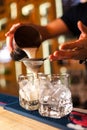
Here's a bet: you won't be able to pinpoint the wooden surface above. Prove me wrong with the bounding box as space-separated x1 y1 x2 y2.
0 107 59 130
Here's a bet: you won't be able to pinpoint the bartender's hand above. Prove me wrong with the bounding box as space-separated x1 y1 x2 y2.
5 23 45 52
49 21 87 61
5 23 22 52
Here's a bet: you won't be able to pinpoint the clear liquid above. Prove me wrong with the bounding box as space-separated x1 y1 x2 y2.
19 95 39 110
19 76 39 110
39 98 73 118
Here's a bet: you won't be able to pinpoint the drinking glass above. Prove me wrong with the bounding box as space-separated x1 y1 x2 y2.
18 73 39 110
38 73 73 118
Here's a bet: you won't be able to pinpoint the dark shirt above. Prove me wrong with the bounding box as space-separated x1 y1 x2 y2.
62 0 80 12
61 2 87 37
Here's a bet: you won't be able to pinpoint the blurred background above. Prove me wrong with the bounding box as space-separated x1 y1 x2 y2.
0 0 87 109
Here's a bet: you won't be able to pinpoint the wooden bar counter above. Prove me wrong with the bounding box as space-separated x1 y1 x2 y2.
0 107 59 130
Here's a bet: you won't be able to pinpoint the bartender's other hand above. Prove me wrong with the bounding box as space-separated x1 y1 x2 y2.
49 21 87 61
60 21 87 50
49 43 87 61
49 37 87 61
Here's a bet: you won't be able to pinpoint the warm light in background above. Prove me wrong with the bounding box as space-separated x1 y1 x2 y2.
0 43 11 63
10 2 17 19
22 4 34 16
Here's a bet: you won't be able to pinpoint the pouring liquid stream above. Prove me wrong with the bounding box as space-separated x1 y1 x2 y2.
22 47 44 77
13 24 45 77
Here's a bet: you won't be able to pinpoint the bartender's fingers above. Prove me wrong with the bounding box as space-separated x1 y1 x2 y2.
59 41 80 50
49 49 87 61
5 23 21 36
78 21 87 37
60 38 87 50
6 36 14 52
49 50 73 61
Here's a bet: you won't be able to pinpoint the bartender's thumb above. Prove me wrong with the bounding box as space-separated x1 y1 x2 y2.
77 21 87 38
6 36 14 52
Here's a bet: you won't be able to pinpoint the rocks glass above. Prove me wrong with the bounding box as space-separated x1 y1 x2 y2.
38 73 73 118
18 73 39 110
